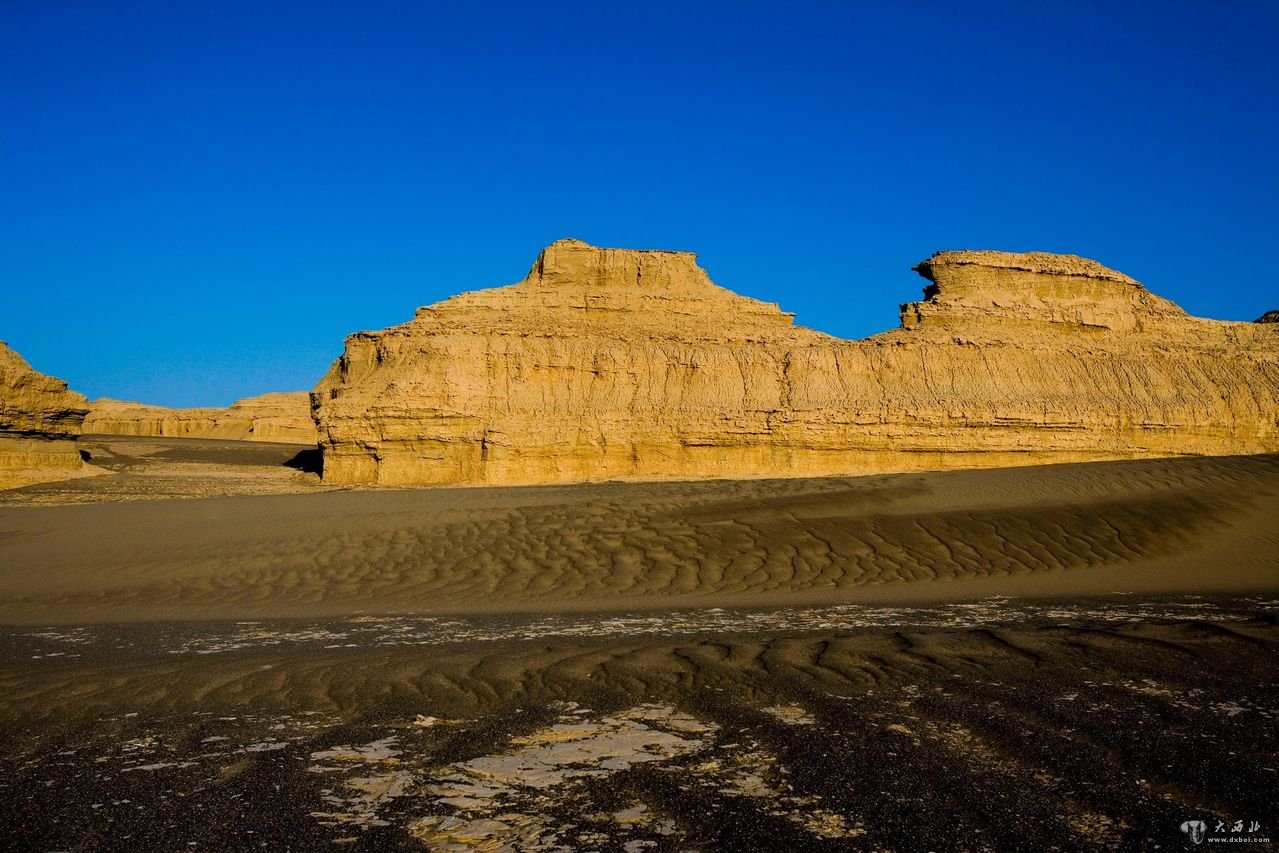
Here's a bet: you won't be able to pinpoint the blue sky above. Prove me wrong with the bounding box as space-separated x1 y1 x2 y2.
3 1 1276 406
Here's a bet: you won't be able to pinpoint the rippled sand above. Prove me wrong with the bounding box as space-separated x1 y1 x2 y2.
1 599 1275 850
1 450 1277 624
1 444 1277 849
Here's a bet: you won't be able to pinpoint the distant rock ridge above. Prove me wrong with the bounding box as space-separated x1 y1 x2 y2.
304 240 1275 486
903 250 1186 334
916 249 1141 281
85 392 315 444
1257 310 1279 324
0 342 94 487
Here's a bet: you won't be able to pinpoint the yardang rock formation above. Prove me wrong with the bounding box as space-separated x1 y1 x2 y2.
85 392 315 444
312 239 1279 486
0 342 94 487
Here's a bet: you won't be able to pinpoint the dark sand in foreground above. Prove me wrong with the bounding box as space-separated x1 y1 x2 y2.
2 601 1276 851
1 441 1276 850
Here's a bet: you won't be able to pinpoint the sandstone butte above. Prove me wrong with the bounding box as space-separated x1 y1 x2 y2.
310 239 1279 487
84 392 315 444
0 341 95 488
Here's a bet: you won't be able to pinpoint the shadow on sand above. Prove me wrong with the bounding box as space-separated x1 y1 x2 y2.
284 446 323 475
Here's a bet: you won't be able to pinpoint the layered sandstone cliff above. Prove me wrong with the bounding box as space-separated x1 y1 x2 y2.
85 392 315 444
0 342 93 487
312 239 1279 486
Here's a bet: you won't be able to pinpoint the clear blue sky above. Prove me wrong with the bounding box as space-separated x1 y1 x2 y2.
3 1 1276 407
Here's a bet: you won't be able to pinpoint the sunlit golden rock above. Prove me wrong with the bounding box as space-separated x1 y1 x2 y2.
85 392 315 444
0 341 93 487
312 240 1279 486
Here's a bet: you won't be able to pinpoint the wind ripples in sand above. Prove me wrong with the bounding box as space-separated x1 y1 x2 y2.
14 596 1275 659
3 453 1276 624
3 605 1276 851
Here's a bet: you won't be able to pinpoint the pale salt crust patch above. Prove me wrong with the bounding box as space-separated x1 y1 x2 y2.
288 701 871 847
683 731 868 841
411 703 713 850
307 736 416 828
21 596 1270 659
761 705 816 726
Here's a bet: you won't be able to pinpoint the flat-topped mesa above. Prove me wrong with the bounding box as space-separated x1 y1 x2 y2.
84 391 315 444
529 237 706 291
0 342 93 488
902 249 1186 334
406 239 804 343
313 240 1279 487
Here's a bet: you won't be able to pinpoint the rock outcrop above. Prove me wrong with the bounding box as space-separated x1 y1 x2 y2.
0 342 93 487
1257 310 1279 324
84 392 315 444
312 239 1279 486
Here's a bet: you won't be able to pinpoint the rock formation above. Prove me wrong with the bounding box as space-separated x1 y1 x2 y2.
84 392 315 444
0 342 93 487
312 239 1279 486
1257 310 1279 324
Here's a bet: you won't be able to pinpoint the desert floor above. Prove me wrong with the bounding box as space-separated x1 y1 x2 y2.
0 438 1276 850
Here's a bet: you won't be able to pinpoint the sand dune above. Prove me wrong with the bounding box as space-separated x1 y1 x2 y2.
0 449 1276 625
1 443 1276 849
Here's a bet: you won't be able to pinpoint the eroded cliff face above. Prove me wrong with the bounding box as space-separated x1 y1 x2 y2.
0 342 92 487
85 392 315 444
903 250 1188 333
312 239 1279 486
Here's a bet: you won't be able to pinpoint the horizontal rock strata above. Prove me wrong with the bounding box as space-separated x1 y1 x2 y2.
85 392 315 444
0 342 93 488
312 239 1279 486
